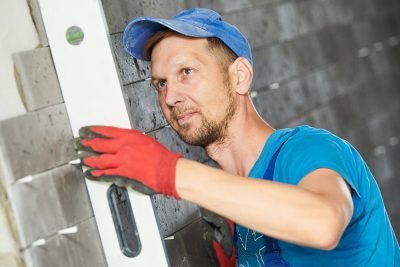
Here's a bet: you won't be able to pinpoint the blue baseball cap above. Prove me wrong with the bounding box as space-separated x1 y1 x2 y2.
123 8 253 64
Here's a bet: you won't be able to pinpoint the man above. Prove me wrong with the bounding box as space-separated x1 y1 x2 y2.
76 8 400 266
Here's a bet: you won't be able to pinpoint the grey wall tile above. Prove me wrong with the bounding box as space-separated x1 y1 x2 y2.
301 0 330 32
345 88 375 126
368 126 398 184
364 103 400 150
252 88 287 126
303 66 337 104
275 2 303 41
123 80 167 132
321 93 358 136
110 33 150 85
23 218 106 267
276 1 326 41
385 14 400 37
380 175 400 234
253 43 296 90
284 78 313 119
352 14 399 49
343 125 372 158
151 195 201 237
0 104 76 185
164 218 218 267
305 105 341 135
7 164 93 247
332 58 372 96
289 34 325 73
53 166 93 228
322 0 354 25
315 24 357 65
253 32 330 91
13 48 63 111
371 15 396 43
252 66 337 127
102 0 186 34
352 0 379 19
378 0 400 17
368 48 399 78
352 19 379 49
223 7 281 49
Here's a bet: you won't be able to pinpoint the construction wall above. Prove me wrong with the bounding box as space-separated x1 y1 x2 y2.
0 0 399 266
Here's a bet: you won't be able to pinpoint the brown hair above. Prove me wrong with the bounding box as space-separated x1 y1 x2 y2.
142 29 237 73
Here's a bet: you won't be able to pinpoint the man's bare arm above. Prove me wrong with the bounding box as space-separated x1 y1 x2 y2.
175 159 353 250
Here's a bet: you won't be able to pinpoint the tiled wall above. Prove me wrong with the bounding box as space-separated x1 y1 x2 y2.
0 0 399 266
0 46 107 266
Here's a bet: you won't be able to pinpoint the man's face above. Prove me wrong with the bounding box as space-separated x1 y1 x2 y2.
150 35 237 147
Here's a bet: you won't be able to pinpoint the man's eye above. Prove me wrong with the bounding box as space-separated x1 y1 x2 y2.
183 68 193 75
157 80 167 89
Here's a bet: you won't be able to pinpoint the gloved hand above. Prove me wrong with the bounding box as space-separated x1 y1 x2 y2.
201 208 236 267
73 126 182 199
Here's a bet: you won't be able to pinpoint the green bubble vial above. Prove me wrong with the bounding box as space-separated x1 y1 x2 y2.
66 26 84 45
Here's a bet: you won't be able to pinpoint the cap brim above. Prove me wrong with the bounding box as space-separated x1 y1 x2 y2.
123 17 215 60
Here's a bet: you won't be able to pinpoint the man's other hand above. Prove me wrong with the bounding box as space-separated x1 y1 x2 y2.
201 208 236 267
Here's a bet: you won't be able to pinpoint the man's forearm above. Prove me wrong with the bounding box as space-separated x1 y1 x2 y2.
175 158 348 250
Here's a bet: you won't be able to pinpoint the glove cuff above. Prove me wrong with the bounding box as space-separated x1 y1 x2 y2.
161 152 182 200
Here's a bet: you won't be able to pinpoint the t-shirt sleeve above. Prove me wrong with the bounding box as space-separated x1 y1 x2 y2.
276 131 361 198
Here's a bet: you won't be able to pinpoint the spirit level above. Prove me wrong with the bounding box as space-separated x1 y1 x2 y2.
37 0 168 265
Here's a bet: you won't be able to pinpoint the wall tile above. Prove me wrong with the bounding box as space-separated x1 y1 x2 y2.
13 48 63 111
7 164 93 247
0 104 76 185
23 218 106 267
110 33 150 85
123 80 167 132
102 0 186 34
151 195 201 237
164 218 218 267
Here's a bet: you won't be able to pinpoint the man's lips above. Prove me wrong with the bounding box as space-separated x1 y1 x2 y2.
176 112 197 126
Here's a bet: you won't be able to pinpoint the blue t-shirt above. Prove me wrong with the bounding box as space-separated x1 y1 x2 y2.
235 125 400 266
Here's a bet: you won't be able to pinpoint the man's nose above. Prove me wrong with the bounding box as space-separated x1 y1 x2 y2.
165 80 185 107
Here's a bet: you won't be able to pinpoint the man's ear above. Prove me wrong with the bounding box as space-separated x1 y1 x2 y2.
229 57 253 95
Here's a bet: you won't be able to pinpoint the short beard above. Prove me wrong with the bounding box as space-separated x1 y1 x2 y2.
177 80 237 147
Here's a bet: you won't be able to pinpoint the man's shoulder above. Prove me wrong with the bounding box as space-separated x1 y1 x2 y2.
275 125 362 187
282 125 350 150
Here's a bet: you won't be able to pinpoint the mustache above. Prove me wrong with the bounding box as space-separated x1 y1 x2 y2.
171 107 200 120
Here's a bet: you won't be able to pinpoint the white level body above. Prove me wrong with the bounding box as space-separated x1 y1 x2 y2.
37 0 168 265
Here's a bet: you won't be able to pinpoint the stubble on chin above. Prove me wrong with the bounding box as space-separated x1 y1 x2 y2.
175 97 237 147
178 116 220 146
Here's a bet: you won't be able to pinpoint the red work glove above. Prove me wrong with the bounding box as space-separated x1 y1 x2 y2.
201 208 236 267
213 219 236 267
213 239 236 267
74 126 182 199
